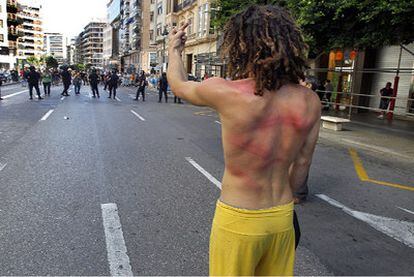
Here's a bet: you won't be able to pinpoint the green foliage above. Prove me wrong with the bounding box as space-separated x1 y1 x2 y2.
45 55 59 69
26 56 41 66
212 0 414 56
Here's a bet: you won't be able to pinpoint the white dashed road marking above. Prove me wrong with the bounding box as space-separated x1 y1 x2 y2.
115 96 121 102
316 194 414 248
60 96 65 101
215 121 221 125
0 162 7 172
2 90 28 99
185 157 222 189
40 109 54 121
101 203 133 276
397 206 414 216
130 110 145 121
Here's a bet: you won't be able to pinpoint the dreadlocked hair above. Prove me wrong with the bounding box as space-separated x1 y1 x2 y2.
221 5 308 96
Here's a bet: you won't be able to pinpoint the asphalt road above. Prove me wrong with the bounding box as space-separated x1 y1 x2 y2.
0 83 413 275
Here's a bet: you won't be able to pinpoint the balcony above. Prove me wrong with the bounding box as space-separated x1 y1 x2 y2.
7 15 23 26
174 0 196 12
7 1 19 13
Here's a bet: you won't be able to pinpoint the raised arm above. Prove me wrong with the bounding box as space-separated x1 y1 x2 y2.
167 23 226 108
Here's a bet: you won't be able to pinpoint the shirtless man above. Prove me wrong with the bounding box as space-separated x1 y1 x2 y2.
168 5 320 276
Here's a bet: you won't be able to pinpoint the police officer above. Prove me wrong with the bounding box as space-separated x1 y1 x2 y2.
89 69 100 98
60 67 72 96
108 70 119 99
27 66 42 100
158 72 168 103
134 70 147 101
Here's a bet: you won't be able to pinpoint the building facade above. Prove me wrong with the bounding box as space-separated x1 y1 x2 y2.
119 0 142 73
66 38 75 65
1 0 18 68
147 0 166 71
17 2 44 59
75 21 106 68
104 0 121 70
155 0 220 78
139 0 156 72
43 32 66 64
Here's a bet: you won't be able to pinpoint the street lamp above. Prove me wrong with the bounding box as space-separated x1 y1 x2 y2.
162 27 169 73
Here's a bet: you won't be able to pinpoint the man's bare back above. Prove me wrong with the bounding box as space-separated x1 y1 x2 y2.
210 78 321 209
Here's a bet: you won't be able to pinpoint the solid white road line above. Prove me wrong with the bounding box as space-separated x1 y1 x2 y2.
115 96 121 102
60 96 65 101
101 203 133 276
316 194 414 248
0 162 7 172
397 206 414 216
2 90 28 99
185 157 222 189
214 121 222 125
40 109 54 121
130 110 145 121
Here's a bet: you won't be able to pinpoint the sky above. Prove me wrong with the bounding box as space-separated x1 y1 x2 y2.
26 0 107 39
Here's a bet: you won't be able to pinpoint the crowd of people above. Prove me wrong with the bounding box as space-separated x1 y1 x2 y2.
0 65 186 104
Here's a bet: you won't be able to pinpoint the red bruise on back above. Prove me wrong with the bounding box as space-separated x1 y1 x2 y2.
228 112 307 161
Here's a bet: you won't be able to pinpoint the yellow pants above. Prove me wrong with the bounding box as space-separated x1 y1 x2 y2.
209 200 295 276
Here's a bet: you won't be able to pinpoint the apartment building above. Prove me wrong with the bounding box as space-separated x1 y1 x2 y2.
119 0 142 73
148 0 166 71
17 2 44 59
139 0 156 72
1 0 18 68
66 38 75 65
76 21 106 68
103 0 121 70
44 32 66 64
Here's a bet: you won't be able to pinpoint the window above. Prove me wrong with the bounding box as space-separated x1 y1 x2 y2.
0 20 3 28
203 3 209 35
156 24 162 36
157 3 162 15
0 34 4 42
150 11 154 22
149 30 154 41
198 6 202 36
187 17 193 35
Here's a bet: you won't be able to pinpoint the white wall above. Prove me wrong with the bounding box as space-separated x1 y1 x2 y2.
370 43 414 115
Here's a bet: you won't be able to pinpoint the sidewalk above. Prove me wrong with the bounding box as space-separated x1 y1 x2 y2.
319 111 414 160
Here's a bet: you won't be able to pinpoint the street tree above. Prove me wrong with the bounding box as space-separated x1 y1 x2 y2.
212 0 414 56
45 55 59 69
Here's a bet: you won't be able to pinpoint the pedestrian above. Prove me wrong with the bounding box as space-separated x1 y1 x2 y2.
316 80 325 101
80 71 87 85
73 72 82 94
130 72 135 86
174 94 182 104
103 72 110 91
158 72 168 103
377 82 393 119
0 77 3 100
60 67 72 96
89 69 100 98
42 69 52 96
135 70 147 101
167 5 320 276
27 66 42 100
108 70 119 99
22 67 29 87
324 79 334 109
